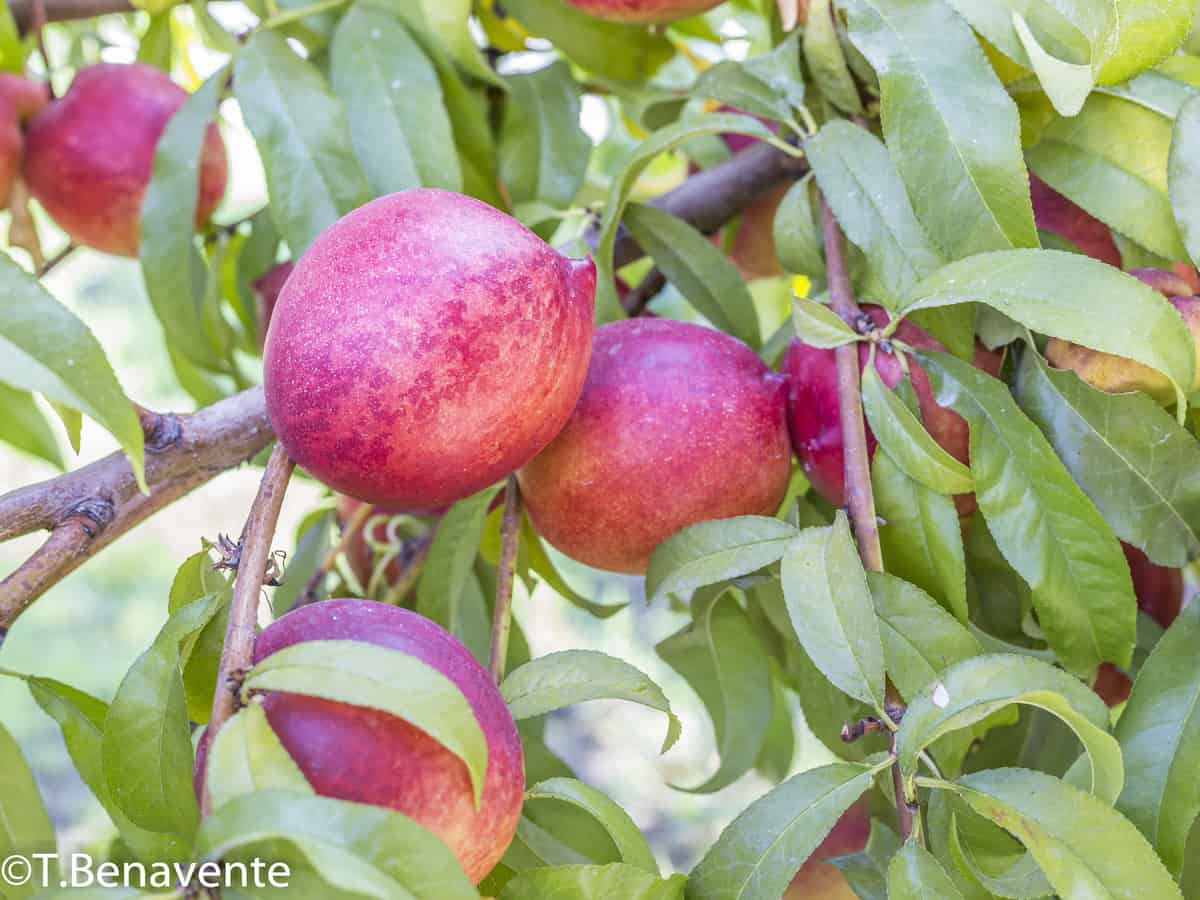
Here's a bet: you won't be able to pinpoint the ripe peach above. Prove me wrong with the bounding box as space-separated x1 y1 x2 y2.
1030 175 1121 268
518 318 792 574
23 63 227 256
564 0 723 24
0 74 50 209
1122 542 1183 630
782 305 1002 510
264 189 595 509
783 801 870 899
252 600 524 882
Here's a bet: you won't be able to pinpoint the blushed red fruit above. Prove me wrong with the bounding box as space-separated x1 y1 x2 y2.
23 63 227 256
1093 663 1132 707
264 188 595 509
0 75 50 209
783 305 1002 511
784 802 870 898
518 318 792 574
1030 175 1121 268
564 0 723 24
252 600 524 883
1123 542 1183 629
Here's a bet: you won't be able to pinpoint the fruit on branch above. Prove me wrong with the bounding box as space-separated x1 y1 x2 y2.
518 318 792 574
264 188 595 509
253 260 294 347
783 801 870 898
251 600 524 883
782 305 1002 511
1030 175 1122 268
564 0 723 24
0 74 49 209
1045 268 1200 404
1122 542 1183 629
22 63 228 256
1093 663 1132 707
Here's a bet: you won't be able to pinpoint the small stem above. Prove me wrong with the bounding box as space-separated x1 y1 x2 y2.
260 0 347 28
487 476 522 684
379 532 434 606
890 731 918 843
621 267 666 316
201 444 294 817
290 501 373 611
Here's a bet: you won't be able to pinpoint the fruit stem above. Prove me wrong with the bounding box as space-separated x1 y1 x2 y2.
201 442 294 817
488 475 523 684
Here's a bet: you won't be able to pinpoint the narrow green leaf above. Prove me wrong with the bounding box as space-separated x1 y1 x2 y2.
1115 602 1200 878
861 366 973 494
394 0 502 88
1169 93 1200 269
686 762 877 900
657 589 772 793
0 721 56 898
773 175 825 278
779 513 887 713
197 790 477 900
244 639 488 806
0 252 143 486
693 60 794 123
623 203 761 347
1098 0 1194 84
330 6 461 196
501 650 680 753
803 0 864 114
234 30 371 256
500 864 686 900
806 120 943 305
897 654 1122 803
1012 12 1094 117
791 296 858 348
948 768 1183 899
0 383 62 468
920 350 1138 674
1013 349 1200 567
526 778 658 875
842 0 1037 259
645 516 797 605
206 699 312 811
887 839 965 900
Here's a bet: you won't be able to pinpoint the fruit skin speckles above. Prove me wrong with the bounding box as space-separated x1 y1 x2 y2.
264 188 595 509
519 318 793 575
564 0 724 24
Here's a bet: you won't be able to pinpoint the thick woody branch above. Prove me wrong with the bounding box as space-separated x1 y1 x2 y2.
9 0 159 29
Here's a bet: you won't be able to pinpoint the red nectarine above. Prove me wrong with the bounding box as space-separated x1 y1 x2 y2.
264 189 595 509
565 0 723 24
1030 175 1121 268
518 318 792 574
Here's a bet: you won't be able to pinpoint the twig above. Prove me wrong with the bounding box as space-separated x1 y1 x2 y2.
487 476 522 683
291 501 374 610
200 443 294 817
621 267 666 316
8 0 181 30
36 243 76 278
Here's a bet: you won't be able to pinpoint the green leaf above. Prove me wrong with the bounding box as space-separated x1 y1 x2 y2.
897 654 1123 803
1013 349 1200 567
1114 602 1200 878
1098 0 1194 84
861 367 973 494
686 762 878 900
234 30 372 257
868 572 981 703
773 175 825 278
500 0 673 83
499 61 589 213
525 778 658 875
196 790 477 899
790 296 858 348
1027 94 1188 262
919 350 1138 674
872 448 968 622
1169 94 1200 269
0 0 29 74
803 0 864 114
887 839 965 900
0 721 56 898
826 819 900 900
394 0 501 88
779 513 886 713
417 484 502 659
693 60 795 124
501 650 680 753
272 508 335 615
500 864 686 900
102 593 223 837
205 699 312 811
841 0 1037 260
645 516 798 605
805 120 943 305
330 6 461 197
517 516 626 619
244 639 488 806
1011 12 1096 117
0 383 62 468
906 251 1196 408
622 203 761 347
1099 69 1199 119
656 588 772 793
755 662 796 784
592 113 777 322
946 768 1184 899
0 252 143 487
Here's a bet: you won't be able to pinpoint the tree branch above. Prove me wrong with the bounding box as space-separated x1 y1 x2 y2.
8 0 166 29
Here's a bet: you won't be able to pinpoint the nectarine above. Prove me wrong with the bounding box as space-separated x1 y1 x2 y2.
23 63 227 256
0 74 50 209
518 318 792 574
264 189 595 509
252 600 524 883
1030 175 1121 268
565 0 723 24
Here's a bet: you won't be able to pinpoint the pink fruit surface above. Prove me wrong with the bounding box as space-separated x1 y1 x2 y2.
565 0 724 24
1030 175 1121 268
518 318 792 574
23 63 227 256
264 188 595 509
252 600 524 883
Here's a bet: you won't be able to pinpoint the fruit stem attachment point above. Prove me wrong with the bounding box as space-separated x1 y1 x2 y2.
201 442 294 817
488 475 522 685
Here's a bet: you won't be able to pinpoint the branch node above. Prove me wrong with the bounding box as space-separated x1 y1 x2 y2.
143 412 183 452
65 497 115 537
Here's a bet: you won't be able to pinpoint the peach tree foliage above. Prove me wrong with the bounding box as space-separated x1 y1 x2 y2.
2 0 1200 897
